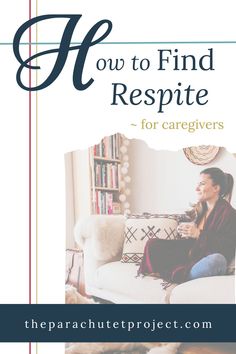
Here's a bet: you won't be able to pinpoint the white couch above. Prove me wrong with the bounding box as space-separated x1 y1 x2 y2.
75 215 235 304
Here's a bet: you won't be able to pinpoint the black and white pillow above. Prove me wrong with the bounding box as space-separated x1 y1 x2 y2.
121 214 180 263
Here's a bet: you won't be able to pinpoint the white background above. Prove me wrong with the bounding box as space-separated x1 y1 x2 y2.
0 1 236 353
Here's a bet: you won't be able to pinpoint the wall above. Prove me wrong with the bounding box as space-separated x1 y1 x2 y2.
128 140 236 214
65 152 75 249
65 150 91 248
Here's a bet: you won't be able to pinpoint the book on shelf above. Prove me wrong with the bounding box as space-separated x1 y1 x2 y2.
95 191 115 215
94 161 120 189
91 133 122 215
93 134 121 160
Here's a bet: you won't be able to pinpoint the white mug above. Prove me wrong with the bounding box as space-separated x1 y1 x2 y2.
177 222 194 237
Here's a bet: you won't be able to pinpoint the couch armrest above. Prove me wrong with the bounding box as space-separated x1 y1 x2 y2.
74 215 125 291
170 275 235 304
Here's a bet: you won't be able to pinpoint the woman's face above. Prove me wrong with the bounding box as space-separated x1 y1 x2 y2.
196 173 220 202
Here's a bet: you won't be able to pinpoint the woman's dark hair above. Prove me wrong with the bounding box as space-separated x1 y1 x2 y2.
184 167 234 223
201 167 234 202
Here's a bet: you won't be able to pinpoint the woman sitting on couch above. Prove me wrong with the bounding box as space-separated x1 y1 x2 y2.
138 167 236 284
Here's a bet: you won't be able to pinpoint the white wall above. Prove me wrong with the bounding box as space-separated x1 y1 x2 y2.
129 140 236 214
65 150 91 248
65 153 76 249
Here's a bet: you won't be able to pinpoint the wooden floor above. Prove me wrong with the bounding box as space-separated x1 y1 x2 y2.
179 343 236 354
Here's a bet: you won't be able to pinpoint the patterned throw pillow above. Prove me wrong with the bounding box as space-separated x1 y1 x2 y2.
121 214 180 263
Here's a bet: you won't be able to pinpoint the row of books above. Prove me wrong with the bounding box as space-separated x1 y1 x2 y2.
94 162 120 189
93 134 121 160
94 191 121 215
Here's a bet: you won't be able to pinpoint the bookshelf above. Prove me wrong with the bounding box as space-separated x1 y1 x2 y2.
69 133 129 219
90 134 122 215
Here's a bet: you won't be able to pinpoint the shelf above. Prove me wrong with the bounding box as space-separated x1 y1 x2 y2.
91 133 122 215
93 156 121 163
94 187 120 191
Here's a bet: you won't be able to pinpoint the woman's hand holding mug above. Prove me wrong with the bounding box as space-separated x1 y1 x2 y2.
177 222 200 239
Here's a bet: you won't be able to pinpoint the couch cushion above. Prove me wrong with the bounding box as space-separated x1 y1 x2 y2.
121 214 179 263
170 275 235 304
95 261 168 303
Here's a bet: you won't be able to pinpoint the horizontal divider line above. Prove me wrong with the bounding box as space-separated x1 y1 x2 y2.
1 41 236 45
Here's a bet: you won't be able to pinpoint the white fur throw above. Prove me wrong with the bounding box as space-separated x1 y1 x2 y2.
66 342 180 354
74 215 125 262
65 285 96 304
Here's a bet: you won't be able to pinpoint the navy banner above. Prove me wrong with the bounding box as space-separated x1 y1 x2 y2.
0 304 235 342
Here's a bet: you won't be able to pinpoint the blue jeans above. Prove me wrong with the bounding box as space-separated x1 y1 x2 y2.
188 253 227 281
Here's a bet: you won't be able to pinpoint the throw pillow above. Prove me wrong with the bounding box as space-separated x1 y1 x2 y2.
121 213 180 263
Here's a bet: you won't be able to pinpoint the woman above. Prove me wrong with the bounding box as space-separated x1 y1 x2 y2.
138 167 236 284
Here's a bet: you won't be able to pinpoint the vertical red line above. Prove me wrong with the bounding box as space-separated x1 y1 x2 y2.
29 0 32 307
29 0 32 352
